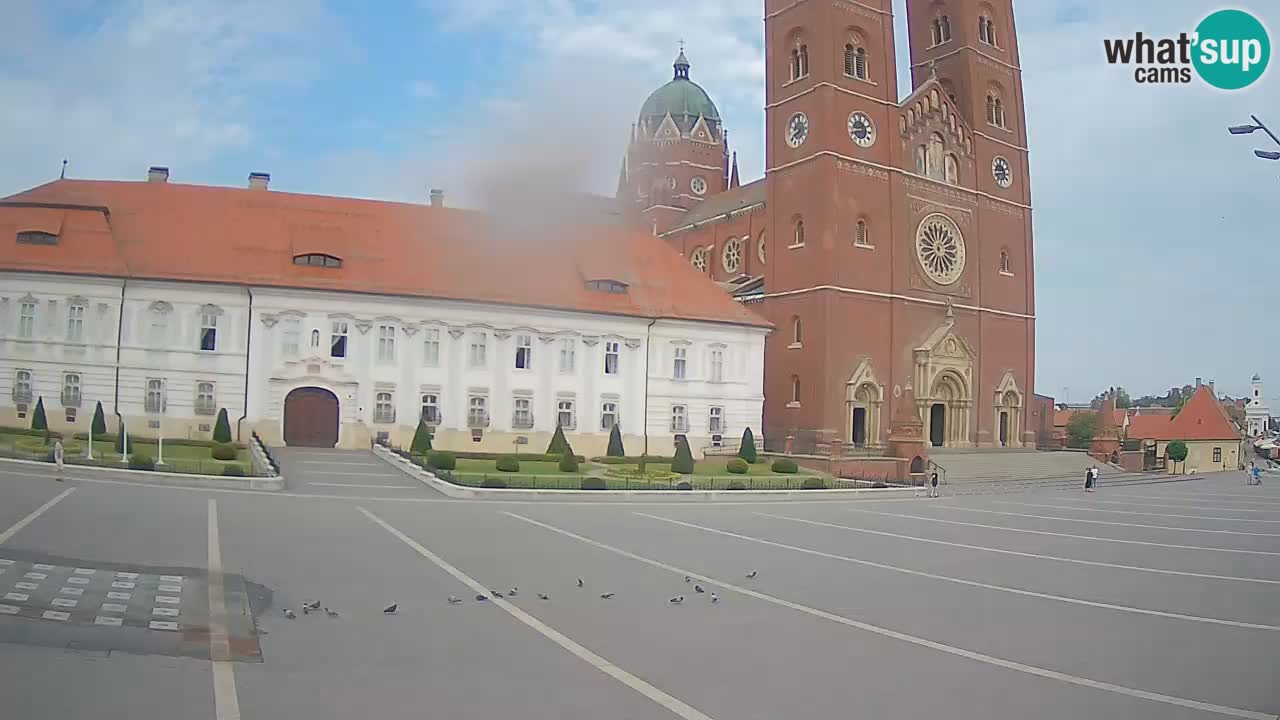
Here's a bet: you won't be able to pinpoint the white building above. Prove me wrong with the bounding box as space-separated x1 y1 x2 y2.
1246 374 1271 437
0 172 769 456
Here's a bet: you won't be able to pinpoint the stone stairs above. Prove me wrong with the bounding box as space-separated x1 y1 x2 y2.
929 449 1121 484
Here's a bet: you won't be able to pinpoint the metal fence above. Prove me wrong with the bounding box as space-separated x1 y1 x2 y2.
433 469 886 491
0 435 256 477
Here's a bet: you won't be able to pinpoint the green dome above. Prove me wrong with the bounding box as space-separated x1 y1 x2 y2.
639 51 720 122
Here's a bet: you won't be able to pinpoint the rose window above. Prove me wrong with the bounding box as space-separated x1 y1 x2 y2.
915 213 965 285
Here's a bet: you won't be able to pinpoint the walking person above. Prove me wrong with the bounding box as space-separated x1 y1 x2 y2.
1084 466 1094 492
929 471 940 498
1092 466 1101 491
52 439 65 482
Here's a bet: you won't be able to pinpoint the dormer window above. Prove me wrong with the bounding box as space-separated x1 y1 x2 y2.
16 231 58 246
293 253 342 268
586 279 629 294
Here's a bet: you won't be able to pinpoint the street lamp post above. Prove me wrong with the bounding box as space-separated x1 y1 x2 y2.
1227 115 1280 161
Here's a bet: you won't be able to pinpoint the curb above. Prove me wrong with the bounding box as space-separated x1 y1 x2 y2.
370 446 917 501
0 456 286 492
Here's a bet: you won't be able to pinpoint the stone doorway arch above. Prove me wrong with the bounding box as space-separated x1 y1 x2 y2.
993 371 1024 448
913 306 975 448
845 359 884 448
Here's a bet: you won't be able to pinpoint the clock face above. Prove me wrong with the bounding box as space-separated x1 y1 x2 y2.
786 112 809 148
847 112 876 147
992 156 1013 188
691 176 707 196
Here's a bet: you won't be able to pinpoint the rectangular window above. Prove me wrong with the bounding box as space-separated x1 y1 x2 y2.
150 313 168 348
330 321 348 359
200 312 218 352
145 378 166 414
512 397 533 429
710 349 724 383
61 373 81 408
604 341 620 375
67 304 85 343
469 332 487 367
374 391 395 424
515 334 533 370
557 399 576 430
423 328 440 367
601 401 618 430
281 316 301 357
377 324 396 364
1213 447 1222 463
13 370 33 403
18 301 36 339
709 406 724 434
468 396 489 428
558 338 575 373
671 405 689 433
673 346 687 380
195 382 215 415
421 394 441 425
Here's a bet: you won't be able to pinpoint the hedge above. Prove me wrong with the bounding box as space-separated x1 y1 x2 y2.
725 481 747 490
481 477 508 488
0 426 63 439
591 455 673 465
801 477 826 489
726 458 749 474
426 451 457 471
128 453 155 471
772 458 799 474
496 456 521 472
559 453 579 472
221 464 247 477
211 443 237 461
581 477 607 490
71 434 245 449
448 451 585 463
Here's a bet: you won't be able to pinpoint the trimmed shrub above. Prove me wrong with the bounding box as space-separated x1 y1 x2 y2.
211 443 237 461
675 481 693 491
128 453 155 471
496 456 521 473
591 455 672 465
671 437 695 474
481 476 508 488
221 464 247 477
801 477 825 489
738 428 758 463
546 423 570 456
559 453 579 472
114 423 127 455
91 402 107 436
771 458 799 474
1 426 63 439
410 421 433 454
871 481 888 489
212 408 232 443
30 397 48 437
1166 440 1189 463
427 451 457 471
726 458 749 474
726 481 747 490
606 423 625 457
581 476 607 490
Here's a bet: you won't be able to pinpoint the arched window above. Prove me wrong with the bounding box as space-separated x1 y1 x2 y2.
994 98 1006 128
844 43 868 80
941 15 951 42
979 16 989 44
854 219 871 247
791 376 802 404
790 48 801 81
310 329 320 348
793 219 806 247
791 316 803 346
999 249 1011 274
986 94 997 125
931 18 943 45
292 253 342 268
798 44 809 77
944 154 959 185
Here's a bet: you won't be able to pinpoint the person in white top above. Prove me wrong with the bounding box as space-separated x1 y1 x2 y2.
52 439 65 482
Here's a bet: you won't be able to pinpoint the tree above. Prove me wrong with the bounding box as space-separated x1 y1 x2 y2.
91 401 107 436
1166 439 1188 473
410 421 433 455
1171 394 1188 419
606 423 625 457
1092 386 1131 409
212 408 232 443
738 428 758 463
1065 412 1097 449
30 397 48 441
671 436 695 474
546 423 569 456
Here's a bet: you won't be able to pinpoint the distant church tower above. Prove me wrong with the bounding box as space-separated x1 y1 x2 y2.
1247 374 1271 437
619 49 732 234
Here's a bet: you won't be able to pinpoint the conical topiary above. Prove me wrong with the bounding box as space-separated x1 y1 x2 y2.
738 427 758 463
91 401 107 436
31 397 48 442
410 421 433 455
671 436 695 474
546 423 570 456
213 408 232 443
606 423 625 457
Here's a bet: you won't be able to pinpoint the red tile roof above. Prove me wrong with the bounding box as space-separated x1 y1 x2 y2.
1 179 770 328
1125 414 1173 440
1125 386 1239 441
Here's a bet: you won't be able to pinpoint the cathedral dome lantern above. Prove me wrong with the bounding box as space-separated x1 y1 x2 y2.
638 50 722 141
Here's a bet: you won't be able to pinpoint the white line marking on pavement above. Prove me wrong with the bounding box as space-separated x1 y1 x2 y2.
160 575 184 583
741 513 1280 629
4 593 29 602
1066 496 1280 515
844 507 1280 557
66 576 90 585
0 559 12 565
59 587 84 596
116 572 139 579
304 471 406 478
998 500 1280 524
1101 493 1280 510
155 596 181 604
981 502 1280 537
1149 490 1280 504
32 563 54 570
106 592 131 600
308 483 417 489
112 581 136 589
24 572 47 579
14 582 38 590
159 584 182 593
73 568 95 575
42 610 69 621
207 500 241 720
0 605 18 615
0 487 74 544
150 621 179 631
505 511 1274 720
152 607 179 617
298 460 382 467
51 598 77 608
94 616 123 627
357 506 718 720
100 603 127 613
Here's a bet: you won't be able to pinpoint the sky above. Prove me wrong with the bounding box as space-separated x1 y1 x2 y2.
1 0 1276 405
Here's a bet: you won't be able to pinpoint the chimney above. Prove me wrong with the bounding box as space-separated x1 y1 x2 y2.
1208 380 1215 394
429 188 444 208
248 172 270 190
147 166 169 183
1195 377 1202 388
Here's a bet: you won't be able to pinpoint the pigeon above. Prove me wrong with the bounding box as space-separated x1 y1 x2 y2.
600 592 615 599
685 576 692 583
491 590 504 599
508 588 519 597
474 594 488 602
324 607 339 618
710 593 719 604
284 609 296 619
383 603 398 614
746 570 758 579
537 593 550 601
694 584 705 594
577 578 584 588
305 600 321 610
448 596 463 604
669 595 684 604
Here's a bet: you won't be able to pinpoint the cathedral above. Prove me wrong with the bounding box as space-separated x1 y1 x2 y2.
619 0 1036 452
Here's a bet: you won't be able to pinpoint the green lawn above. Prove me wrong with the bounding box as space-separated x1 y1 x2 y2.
454 458 579 475
0 433 253 475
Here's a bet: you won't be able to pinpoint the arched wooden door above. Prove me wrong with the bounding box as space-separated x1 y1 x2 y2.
284 387 339 448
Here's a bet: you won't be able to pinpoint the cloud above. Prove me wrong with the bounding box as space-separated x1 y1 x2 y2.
408 80 437 99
